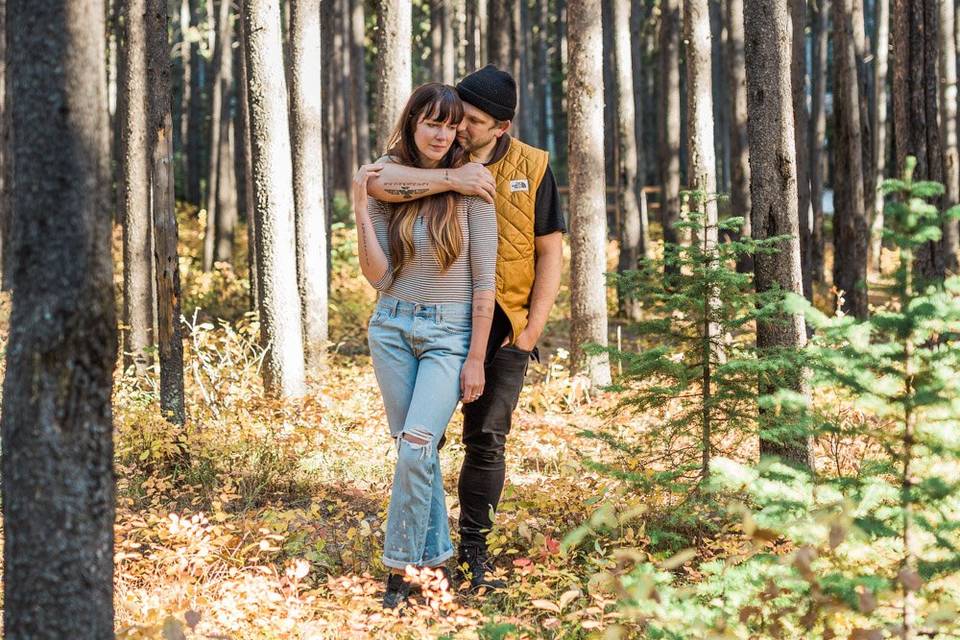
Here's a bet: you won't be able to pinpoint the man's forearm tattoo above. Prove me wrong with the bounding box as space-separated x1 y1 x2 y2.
383 181 430 199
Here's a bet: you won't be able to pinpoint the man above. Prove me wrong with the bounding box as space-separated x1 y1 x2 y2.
366 65 565 592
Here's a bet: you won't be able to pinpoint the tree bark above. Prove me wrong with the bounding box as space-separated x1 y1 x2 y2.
290 0 329 371
186 0 205 206
243 0 307 397
613 0 646 320
552 0 568 183
375 0 412 155
213 2 237 267
203 0 233 271
465 0 478 71
350 0 370 164
3 0 117 635
940 0 959 271
568 0 611 388
442 0 455 84
686 0 719 233
659 0 682 257
430 0 443 80
791 0 813 301
810 0 828 283
833 0 870 318
237 0 258 310
744 0 813 469
870 0 890 272
892 0 945 281
148 0 186 424
728 0 752 273
487 0 511 72
0 0 8 291
120 0 155 374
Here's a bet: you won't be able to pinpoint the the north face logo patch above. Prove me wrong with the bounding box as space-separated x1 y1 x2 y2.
509 179 529 193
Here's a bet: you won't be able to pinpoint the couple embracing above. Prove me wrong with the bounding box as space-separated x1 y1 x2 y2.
352 64 565 609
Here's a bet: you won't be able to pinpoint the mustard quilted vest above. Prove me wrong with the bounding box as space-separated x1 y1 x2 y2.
487 137 549 341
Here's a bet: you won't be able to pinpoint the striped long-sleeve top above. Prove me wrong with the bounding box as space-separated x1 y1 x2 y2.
367 195 498 304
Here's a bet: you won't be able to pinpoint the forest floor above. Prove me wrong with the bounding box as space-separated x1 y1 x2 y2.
0 205 911 639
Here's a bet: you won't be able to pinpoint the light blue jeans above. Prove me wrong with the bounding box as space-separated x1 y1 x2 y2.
368 295 472 570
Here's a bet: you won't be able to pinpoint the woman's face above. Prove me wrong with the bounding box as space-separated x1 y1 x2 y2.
413 109 460 167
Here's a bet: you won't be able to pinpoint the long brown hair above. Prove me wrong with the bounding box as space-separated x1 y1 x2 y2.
384 83 467 277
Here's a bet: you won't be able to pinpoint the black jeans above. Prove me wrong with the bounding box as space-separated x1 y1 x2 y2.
456 343 532 552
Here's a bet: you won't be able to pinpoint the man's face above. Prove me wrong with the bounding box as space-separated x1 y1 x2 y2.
457 102 508 153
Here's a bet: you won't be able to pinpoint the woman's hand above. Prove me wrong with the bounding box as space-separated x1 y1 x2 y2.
352 164 383 217
460 356 485 404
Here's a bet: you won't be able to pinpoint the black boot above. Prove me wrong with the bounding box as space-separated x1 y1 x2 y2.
383 572 412 609
456 546 507 593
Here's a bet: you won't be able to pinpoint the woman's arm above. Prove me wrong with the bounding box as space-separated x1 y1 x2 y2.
352 165 393 290
460 197 499 403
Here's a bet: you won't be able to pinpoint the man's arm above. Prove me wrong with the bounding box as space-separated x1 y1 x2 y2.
513 231 563 351
366 160 496 204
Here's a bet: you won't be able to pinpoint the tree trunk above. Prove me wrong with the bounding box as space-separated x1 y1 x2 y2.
613 0 646 321
290 0 329 371
465 0 478 71
203 0 231 271
3 0 117 635
629 0 646 186
833 0 870 319
375 0 412 155
120 0 155 374
870 0 890 272
243 0 307 397
148 0 186 424
237 0 258 310
533 0 548 149
892 0 945 281
350 0 370 164
430 0 443 80
487 0 511 73
552 0 568 183
567 0 611 388
336 0 356 200
0 0 7 291
213 0 237 265
941 0 960 271
810 0 828 283
686 0 718 232
659 0 682 258
186 0 205 206
442 0 455 84
792 0 813 301
712 0 730 193
728 0 752 273
744 0 813 469
511 0 528 139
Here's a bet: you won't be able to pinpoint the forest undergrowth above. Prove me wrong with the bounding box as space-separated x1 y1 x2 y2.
0 200 955 640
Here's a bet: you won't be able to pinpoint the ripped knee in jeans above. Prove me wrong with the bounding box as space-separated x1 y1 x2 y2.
396 426 433 459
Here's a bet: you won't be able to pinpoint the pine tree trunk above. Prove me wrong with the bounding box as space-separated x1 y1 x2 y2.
711 0 730 193
213 0 236 265
350 0 370 164
243 0 307 397
487 0 511 75
568 0 611 388
613 0 646 321
728 0 752 273
833 0 870 319
237 0 258 310
0 0 7 292
511 0 527 139
533 0 548 149
375 0 412 154
810 0 828 283
465 0 478 70
659 0 682 257
336 0 356 199
120 0 155 374
870 0 890 272
186 0 204 206
149 0 186 424
792 0 813 301
3 1 117 634
744 0 813 469
629 0 646 186
940 0 960 271
290 0 329 371
442 0 455 84
552 0 568 183
893 0 945 281
686 0 718 232
430 0 443 80
203 0 231 271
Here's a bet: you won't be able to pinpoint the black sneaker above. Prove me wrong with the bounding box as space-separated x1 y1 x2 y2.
382 572 412 609
456 547 507 593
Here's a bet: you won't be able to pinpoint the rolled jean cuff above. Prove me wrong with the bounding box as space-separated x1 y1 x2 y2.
382 547 454 570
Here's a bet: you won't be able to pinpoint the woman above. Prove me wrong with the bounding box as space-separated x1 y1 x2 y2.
352 83 497 609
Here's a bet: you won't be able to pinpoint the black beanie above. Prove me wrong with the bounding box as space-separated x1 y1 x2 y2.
456 64 517 122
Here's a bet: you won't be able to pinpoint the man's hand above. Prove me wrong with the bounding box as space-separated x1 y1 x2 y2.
450 163 496 204
510 327 539 352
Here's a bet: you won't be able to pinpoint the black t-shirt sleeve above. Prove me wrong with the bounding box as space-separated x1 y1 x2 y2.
534 165 567 236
